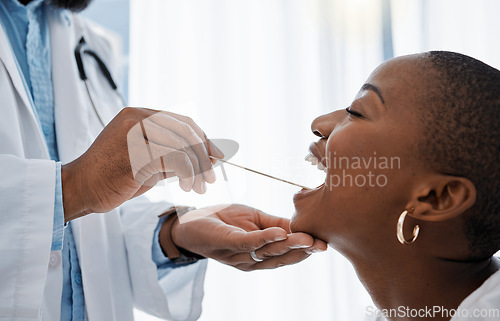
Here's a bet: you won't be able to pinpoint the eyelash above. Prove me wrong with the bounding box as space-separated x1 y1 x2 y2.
345 107 363 118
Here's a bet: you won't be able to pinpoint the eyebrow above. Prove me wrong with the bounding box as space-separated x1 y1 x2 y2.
361 83 385 104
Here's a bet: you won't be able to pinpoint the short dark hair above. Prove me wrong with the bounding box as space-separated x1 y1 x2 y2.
417 51 500 259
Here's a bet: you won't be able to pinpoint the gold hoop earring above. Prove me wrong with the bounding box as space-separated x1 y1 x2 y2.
397 208 419 245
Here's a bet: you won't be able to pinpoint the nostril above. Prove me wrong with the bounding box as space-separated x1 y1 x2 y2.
313 130 323 138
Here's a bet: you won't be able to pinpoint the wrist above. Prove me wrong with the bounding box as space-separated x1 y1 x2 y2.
159 213 184 258
170 215 205 261
61 162 91 222
170 219 183 249
159 207 204 263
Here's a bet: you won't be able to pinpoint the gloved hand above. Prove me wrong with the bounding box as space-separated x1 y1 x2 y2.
62 107 223 221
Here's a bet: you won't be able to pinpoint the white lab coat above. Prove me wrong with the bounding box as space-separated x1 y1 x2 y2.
0 6 207 321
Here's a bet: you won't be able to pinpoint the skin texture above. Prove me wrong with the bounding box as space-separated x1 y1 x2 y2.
290 55 500 320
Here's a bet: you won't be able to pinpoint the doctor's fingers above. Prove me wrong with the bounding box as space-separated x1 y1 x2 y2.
227 232 313 265
131 172 176 198
252 211 292 233
139 119 208 192
168 112 225 161
132 145 196 192
228 248 312 271
218 227 288 256
144 113 216 183
252 232 315 258
145 109 225 162
248 249 312 270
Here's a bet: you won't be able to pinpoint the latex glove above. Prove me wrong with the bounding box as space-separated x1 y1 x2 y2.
62 107 223 221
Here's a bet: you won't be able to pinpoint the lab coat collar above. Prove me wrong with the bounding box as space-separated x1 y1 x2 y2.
0 22 31 116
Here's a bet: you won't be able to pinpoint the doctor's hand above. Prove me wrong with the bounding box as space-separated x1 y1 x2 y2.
61 107 223 222
162 204 327 271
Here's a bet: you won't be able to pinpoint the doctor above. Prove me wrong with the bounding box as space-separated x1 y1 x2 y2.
0 0 327 321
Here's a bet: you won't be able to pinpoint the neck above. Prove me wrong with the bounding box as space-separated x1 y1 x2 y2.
352 253 499 321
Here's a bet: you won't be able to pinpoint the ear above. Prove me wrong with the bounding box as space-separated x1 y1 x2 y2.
408 175 477 222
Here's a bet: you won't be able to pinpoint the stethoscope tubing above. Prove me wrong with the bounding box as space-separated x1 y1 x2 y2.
75 36 126 127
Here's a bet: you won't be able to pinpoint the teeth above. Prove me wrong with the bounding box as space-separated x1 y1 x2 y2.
305 153 318 164
305 153 327 173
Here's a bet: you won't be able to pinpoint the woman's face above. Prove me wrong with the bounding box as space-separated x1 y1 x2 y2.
290 55 432 257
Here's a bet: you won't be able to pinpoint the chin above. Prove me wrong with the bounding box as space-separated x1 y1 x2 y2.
289 211 307 233
291 183 329 242
291 208 332 247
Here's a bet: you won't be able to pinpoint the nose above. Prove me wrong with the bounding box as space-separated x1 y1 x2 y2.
311 110 341 139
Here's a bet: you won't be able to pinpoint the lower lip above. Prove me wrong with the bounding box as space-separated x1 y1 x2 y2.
293 182 325 201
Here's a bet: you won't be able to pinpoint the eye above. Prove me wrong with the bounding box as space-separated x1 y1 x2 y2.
345 107 364 118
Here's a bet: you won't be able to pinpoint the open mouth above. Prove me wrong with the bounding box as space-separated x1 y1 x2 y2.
293 145 328 201
307 142 327 171
293 181 325 201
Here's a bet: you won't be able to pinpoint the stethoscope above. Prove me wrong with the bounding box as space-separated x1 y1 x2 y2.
74 36 126 127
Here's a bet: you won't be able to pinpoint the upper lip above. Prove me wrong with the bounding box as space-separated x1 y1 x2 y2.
309 140 327 167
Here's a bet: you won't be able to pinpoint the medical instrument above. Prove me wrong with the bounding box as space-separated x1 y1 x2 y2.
74 36 126 127
209 156 311 190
